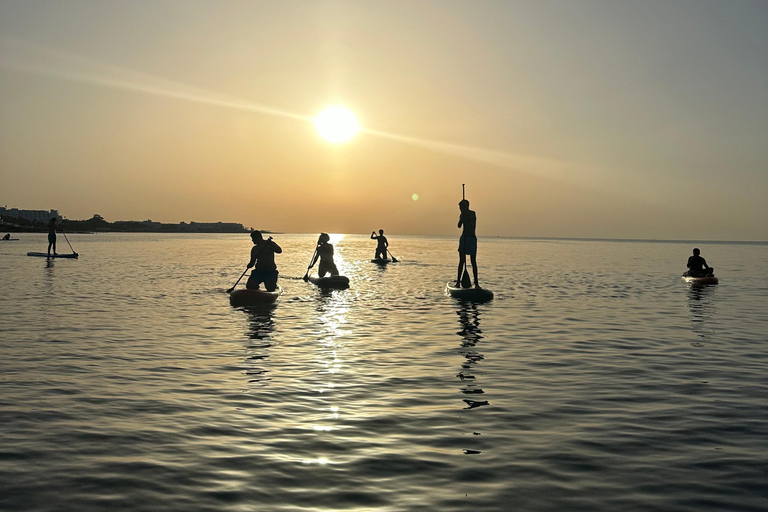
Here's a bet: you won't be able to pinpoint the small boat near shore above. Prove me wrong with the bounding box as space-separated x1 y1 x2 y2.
27 252 79 259
308 275 350 289
445 282 494 302
229 286 282 306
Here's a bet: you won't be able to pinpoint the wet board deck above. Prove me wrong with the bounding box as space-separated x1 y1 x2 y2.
308 275 350 289
682 275 719 285
27 252 79 259
229 286 282 306
445 282 494 302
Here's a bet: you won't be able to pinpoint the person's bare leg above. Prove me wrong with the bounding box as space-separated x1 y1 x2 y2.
457 252 466 284
470 254 479 287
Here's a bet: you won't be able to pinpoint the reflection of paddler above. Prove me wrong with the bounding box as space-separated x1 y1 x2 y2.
455 302 489 414
246 231 282 291
246 305 275 341
309 233 339 277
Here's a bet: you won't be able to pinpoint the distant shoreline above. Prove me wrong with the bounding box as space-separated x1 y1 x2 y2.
1 214 268 235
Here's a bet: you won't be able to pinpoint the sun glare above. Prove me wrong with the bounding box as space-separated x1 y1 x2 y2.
314 106 360 143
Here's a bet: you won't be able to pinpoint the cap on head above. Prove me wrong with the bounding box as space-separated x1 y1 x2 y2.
319 233 330 243
693 248 700 255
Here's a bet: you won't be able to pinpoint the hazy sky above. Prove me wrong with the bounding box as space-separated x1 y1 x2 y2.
1 0 766 239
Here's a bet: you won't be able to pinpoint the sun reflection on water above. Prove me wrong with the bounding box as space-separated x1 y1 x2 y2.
303 291 353 465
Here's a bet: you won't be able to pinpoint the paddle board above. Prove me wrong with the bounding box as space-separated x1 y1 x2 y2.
229 286 282 306
445 282 494 302
0 238 19 241
682 274 719 285
371 258 391 264
308 275 350 289
27 252 79 259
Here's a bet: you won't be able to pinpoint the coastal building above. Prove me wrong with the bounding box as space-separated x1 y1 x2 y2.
0 207 63 223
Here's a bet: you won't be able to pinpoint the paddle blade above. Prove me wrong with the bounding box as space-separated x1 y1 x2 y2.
461 270 471 288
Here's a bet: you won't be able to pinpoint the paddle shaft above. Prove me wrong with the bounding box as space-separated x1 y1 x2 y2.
462 183 465 200
57 223 77 254
227 268 249 293
303 247 318 281
387 249 398 262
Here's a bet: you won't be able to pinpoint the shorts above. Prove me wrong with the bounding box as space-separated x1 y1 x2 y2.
48 233 57 244
458 236 477 256
247 269 279 290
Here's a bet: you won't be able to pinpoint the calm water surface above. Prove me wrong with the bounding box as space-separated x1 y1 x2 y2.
1 234 767 511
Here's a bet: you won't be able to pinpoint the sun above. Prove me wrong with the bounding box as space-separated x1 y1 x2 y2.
314 106 360 143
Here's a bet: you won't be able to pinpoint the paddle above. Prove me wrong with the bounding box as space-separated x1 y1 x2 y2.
387 249 398 263
226 268 249 293
58 223 78 256
303 247 318 281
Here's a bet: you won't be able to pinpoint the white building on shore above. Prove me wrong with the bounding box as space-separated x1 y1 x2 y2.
0 207 63 223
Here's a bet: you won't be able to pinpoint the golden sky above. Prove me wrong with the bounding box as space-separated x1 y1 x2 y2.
1 0 767 240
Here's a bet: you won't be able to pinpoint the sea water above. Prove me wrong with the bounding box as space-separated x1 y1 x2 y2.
1 233 767 512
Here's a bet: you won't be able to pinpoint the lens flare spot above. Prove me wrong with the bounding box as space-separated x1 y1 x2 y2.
412 194 419 201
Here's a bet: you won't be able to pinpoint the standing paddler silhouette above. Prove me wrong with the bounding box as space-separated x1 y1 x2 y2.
446 184 493 301
456 183 478 288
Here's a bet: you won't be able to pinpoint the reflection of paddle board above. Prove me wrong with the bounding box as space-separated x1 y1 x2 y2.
230 286 282 306
27 252 79 259
308 275 350 289
445 282 494 302
682 274 719 285
371 258 390 265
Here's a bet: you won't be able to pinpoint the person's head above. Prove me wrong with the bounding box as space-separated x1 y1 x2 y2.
318 233 330 244
459 199 470 211
379 229 384 235
250 230 263 243
49 217 56 224
693 248 700 256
